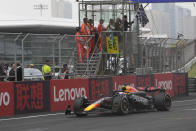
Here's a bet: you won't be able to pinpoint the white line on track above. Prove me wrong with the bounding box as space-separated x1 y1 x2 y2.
173 99 196 103
0 113 64 122
1 99 196 122
184 109 196 111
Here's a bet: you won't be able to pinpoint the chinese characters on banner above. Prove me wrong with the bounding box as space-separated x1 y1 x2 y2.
14 81 50 114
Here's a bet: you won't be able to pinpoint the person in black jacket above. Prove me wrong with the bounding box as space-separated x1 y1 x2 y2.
61 64 69 79
8 63 15 81
16 63 22 81
0 63 6 81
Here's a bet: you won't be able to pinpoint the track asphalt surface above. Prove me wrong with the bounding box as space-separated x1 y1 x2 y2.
1 93 196 131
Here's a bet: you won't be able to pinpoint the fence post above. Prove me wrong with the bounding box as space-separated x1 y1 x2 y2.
21 33 30 81
58 34 67 78
14 33 22 81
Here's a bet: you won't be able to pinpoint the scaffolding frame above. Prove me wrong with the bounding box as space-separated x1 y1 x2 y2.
77 0 139 75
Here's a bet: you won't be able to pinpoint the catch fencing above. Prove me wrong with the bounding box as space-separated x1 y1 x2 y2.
0 33 77 81
0 32 195 81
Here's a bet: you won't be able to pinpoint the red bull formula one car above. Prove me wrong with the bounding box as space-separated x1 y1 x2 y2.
67 85 171 116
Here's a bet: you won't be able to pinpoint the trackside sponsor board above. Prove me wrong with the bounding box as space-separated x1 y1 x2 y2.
0 82 14 117
154 73 188 97
136 75 154 87
89 77 113 100
50 79 89 112
154 73 174 97
112 75 136 90
14 81 50 114
173 73 188 96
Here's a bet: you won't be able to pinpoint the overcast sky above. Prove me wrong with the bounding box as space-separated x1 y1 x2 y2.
0 0 196 18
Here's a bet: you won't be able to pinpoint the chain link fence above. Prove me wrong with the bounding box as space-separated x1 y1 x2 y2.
0 32 195 81
139 37 195 74
0 33 77 81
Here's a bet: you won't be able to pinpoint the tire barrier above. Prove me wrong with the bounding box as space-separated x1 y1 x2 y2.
188 78 196 92
0 73 188 117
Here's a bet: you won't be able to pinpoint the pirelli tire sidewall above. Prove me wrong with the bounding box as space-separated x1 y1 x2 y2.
73 97 88 116
112 95 129 115
154 92 172 111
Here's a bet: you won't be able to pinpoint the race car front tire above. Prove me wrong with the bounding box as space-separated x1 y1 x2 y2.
74 97 88 116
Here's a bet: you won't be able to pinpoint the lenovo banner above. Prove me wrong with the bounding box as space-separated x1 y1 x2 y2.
50 79 89 112
89 77 113 100
14 81 50 114
0 82 14 117
112 75 136 90
154 73 174 97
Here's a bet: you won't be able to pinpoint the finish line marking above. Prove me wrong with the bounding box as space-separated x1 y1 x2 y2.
0 113 64 122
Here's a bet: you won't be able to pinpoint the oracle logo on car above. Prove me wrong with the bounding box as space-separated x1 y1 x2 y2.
155 79 173 90
53 86 87 102
0 92 10 107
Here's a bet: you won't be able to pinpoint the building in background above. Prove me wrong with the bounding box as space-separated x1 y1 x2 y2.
151 3 191 39
51 0 72 19
152 3 176 38
184 16 196 39
146 10 170 37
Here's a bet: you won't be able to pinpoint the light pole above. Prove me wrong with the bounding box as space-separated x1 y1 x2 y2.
34 4 48 16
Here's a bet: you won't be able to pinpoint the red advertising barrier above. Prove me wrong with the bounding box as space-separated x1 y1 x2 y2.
14 81 50 114
0 72 188 117
0 82 14 117
50 79 89 112
112 75 136 90
136 75 154 87
153 73 188 97
154 73 174 97
173 73 188 97
89 77 113 100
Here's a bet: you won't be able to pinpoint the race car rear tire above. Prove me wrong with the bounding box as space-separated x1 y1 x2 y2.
112 95 129 115
154 93 171 111
74 97 88 116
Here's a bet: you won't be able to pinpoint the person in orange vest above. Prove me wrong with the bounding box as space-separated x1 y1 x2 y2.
98 19 106 52
75 27 85 63
88 19 96 53
81 18 90 58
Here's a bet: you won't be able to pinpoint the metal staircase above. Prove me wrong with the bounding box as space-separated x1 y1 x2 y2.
73 45 102 77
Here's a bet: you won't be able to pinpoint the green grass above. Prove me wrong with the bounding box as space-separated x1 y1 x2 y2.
188 62 196 78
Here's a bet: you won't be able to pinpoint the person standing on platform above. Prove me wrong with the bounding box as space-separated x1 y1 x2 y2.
75 27 85 63
88 19 96 53
81 18 91 57
98 19 106 52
